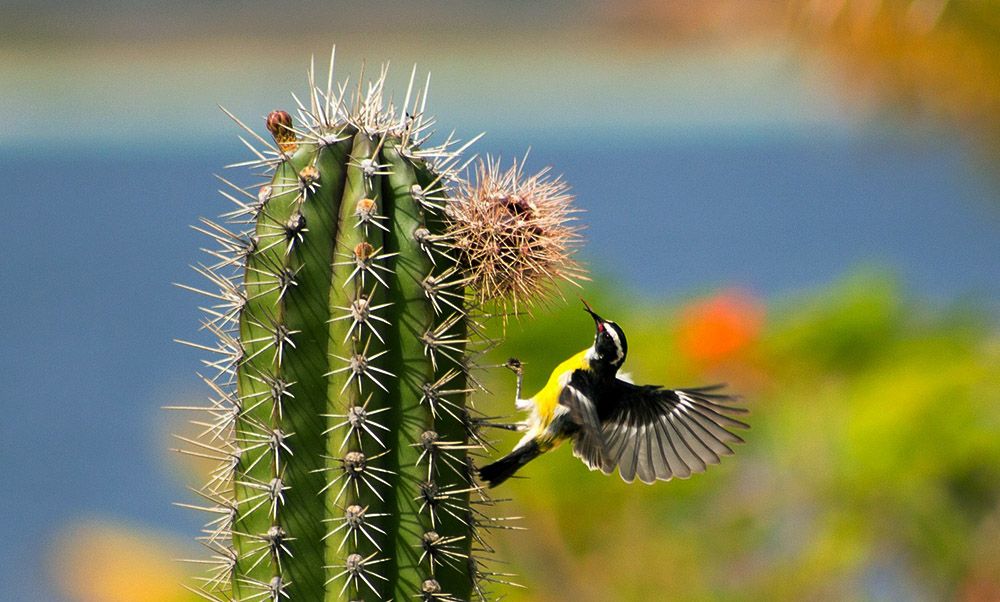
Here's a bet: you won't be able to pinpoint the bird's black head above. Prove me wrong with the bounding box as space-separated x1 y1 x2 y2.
581 299 628 374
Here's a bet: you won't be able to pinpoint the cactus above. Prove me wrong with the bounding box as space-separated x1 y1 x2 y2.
175 54 582 602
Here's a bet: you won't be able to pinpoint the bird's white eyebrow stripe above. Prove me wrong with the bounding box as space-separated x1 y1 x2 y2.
604 322 624 362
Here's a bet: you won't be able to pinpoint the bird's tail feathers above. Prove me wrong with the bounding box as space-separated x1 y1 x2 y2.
478 440 542 487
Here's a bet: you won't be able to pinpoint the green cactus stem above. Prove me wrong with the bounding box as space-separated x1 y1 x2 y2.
175 54 584 602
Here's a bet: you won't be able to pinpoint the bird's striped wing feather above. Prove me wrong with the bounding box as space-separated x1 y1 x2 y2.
560 372 607 471
599 382 748 484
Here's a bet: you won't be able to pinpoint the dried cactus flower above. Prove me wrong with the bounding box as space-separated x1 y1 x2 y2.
447 156 586 314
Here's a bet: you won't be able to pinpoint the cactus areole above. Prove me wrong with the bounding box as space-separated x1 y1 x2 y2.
176 54 583 602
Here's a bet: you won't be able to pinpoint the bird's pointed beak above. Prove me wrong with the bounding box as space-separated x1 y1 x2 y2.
580 298 604 330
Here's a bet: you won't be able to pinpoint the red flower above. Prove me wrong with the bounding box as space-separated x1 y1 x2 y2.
677 290 764 365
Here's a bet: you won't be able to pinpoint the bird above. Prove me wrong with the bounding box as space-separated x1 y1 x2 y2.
477 299 749 487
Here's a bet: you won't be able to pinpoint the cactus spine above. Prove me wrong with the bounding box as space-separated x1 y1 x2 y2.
177 54 583 602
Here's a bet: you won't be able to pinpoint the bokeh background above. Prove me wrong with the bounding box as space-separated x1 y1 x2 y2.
3 1 999 600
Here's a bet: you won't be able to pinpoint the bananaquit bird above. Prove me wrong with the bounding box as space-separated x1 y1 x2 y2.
478 300 749 487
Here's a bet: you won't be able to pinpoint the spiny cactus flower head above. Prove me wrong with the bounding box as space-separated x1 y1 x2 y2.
448 156 586 315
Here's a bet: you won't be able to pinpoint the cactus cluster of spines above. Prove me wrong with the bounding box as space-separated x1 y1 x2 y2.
174 54 581 601
449 156 585 315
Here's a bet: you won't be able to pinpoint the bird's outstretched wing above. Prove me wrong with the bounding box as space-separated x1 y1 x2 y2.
560 371 607 471
598 381 749 484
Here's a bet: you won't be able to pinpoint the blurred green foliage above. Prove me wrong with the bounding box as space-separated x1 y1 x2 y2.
475 272 1000 601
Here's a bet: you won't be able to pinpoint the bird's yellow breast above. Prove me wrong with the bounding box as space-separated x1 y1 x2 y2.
530 348 591 423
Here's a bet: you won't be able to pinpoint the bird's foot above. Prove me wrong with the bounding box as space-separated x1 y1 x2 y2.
505 358 525 403
504 357 523 373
